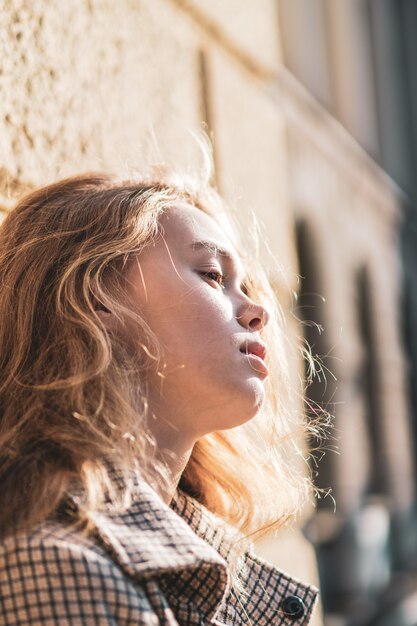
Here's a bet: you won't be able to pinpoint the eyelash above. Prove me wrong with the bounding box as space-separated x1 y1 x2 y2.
203 270 226 289
200 269 250 297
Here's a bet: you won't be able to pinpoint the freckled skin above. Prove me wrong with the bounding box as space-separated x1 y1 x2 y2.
123 203 269 456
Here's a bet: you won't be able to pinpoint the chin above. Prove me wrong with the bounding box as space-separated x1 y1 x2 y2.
220 382 266 430
244 376 266 405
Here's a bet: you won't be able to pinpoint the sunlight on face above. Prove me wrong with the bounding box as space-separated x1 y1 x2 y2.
124 203 270 453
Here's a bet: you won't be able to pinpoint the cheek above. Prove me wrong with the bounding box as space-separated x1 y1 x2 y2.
162 308 225 361
129 266 234 361
164 312 233 381
177 294 232 344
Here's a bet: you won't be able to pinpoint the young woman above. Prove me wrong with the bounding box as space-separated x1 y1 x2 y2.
0 172 319 625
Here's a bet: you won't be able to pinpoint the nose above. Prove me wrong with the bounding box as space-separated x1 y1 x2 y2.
237 298 270 331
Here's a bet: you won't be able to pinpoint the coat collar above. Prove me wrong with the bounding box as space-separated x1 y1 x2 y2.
84 479 231 621
67 477 319 625
86 479 230 581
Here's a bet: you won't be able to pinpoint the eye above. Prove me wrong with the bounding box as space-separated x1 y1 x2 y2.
202 270 226 289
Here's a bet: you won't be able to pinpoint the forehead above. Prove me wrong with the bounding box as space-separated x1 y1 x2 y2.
159 202 238 256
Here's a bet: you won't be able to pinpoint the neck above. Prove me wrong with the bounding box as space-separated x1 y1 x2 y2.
146 406 197 504
156 444 193 504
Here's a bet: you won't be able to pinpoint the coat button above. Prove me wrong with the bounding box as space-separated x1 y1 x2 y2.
281 595 305 620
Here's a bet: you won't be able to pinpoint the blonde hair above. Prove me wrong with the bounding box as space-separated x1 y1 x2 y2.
0 171 312 540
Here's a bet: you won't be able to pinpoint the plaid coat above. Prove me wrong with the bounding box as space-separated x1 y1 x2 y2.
0 479 319 625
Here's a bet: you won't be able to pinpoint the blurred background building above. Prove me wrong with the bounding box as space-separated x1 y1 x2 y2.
1 1 417 624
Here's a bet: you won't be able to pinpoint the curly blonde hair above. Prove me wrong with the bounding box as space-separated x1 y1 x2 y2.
0 170 311 540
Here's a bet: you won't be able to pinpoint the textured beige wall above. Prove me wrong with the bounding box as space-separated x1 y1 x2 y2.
0 0 202 192
174 0 283 70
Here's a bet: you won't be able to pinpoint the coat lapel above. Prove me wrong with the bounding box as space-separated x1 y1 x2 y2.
87 480 229 582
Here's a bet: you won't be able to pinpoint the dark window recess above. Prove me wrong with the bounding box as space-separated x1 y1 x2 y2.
295 219 335 508
354 266 387 496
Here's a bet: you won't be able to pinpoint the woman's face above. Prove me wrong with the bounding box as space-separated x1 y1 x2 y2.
123 202 270 453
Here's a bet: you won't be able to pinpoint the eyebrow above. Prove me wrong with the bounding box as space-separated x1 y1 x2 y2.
189 239 236 262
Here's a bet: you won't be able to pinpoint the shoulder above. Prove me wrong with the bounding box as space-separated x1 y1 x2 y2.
0 522 158 626
0 520 123 582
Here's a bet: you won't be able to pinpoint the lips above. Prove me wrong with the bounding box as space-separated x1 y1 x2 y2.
239 339 267 362
239 339 269 378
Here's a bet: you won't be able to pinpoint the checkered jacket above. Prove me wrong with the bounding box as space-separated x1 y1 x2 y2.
0 479 319 625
